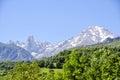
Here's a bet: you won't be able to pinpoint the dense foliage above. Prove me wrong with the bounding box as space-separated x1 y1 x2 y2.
36 50 71 68
6 62 40 80
5 62 63 80
0 61 17 76
63 47 120 80
1 47 120 80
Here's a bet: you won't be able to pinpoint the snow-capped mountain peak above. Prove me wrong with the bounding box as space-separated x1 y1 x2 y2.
86 26 117 42
9 36 53 53
65 26 117 48
7 26 119 59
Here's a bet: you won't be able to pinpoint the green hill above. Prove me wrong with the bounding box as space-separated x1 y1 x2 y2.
1 40 120 80
38 40 120 69
87 40 120 48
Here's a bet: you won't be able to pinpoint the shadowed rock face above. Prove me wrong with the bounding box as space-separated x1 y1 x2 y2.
0 42 33 61
103 37 120 43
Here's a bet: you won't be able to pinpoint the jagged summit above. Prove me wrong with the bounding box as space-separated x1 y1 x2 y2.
27 36 35 42
82 26 104 32
7 26 119 59
67 26 116 47
81 26 117 42
88 26 104 29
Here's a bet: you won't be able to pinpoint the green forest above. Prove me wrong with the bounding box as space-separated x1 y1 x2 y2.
1 46 120 80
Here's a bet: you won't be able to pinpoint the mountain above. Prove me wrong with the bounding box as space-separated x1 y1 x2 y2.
44 26 118 56
8 36 54 58
64 26 117 47
8 26 119 59
0 42 33 61
12 36 53 53
103 37 120 42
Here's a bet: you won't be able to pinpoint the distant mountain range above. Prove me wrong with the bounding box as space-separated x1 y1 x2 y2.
0 26 119 61
0 42 33 61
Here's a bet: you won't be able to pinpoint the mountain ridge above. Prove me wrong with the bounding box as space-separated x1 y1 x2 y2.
0 42 33 61
7 26 119 59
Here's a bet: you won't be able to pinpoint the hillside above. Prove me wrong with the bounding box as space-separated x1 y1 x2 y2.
0 42 33 61
4 46 120 80
38 40 120 69
87 40 120 48
1 40 120 79
8 26 118 59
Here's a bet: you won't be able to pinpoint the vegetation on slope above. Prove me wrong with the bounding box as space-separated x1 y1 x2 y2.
0 47 119 79
87 40 120 48
1 40 120 79
63 47 120 80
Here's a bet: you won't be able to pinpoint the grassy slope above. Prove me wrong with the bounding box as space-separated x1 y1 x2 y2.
83 40 120 48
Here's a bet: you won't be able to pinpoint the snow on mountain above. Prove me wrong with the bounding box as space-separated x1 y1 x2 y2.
8 26 118 59
44 26 117 57
67 26 117 46
8 36 53 58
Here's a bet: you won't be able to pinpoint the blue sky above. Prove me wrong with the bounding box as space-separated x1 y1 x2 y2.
0 0 120 44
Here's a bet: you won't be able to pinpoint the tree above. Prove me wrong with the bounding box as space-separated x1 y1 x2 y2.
63 48 120 80
63 49 91 80
6 62 40 80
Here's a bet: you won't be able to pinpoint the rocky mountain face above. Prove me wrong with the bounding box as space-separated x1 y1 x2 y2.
44 26 118 57
0 42 33 61
65 26 117 46
7 26 118 59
